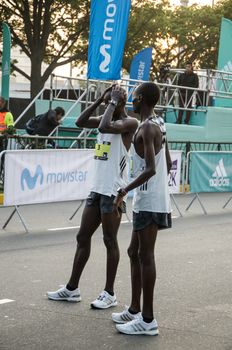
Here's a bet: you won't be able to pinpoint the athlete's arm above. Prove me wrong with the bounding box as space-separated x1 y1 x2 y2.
98 104 138 134
99 85 138 134
165 141 172 174
76 86 114 128
125 123 156 192
75 98 102 129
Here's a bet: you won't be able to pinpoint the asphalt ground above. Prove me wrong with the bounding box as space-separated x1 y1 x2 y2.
0 193 232 350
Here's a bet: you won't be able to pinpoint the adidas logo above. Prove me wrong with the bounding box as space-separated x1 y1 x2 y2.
209 159 230 187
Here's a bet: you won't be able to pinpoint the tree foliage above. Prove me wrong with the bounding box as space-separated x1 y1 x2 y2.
1 0 232 96
0 0 90 97
124 0 225 79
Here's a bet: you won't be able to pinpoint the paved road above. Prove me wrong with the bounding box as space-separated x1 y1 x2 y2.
0 193 232 349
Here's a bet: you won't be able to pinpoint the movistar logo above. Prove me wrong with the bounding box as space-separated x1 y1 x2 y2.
99 0 117 73
209 159 230 187
20 165 88 191
21 165 44 191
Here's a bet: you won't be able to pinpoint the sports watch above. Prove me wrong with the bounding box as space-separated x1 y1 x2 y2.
109 99 118 107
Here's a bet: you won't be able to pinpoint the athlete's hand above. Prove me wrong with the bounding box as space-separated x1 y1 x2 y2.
113 194 123 218
111 85 127 104
100 84 116 101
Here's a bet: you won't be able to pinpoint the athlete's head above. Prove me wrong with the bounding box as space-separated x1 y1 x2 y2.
132 82 160 113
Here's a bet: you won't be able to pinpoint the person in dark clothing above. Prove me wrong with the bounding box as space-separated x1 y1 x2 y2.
35 107 65 136
176 63 199 124
26 106 65 148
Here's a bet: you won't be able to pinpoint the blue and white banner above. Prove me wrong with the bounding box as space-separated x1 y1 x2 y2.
128 48 152 105
87 0 131 80
4 149 95 206
129 48 152 82
189 152 232 193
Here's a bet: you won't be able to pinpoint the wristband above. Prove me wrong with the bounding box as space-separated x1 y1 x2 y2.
117 187 128 196
109 99 118 107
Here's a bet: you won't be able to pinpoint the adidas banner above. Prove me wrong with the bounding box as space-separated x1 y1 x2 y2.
3 149 95 206
87 0 131 80
189 152 232 193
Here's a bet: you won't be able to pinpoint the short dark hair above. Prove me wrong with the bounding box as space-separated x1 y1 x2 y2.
55 107 65 116
136 82 160 107
186 62 193 66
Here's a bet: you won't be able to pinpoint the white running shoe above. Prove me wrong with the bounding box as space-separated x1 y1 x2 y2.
112 306 141 324
116 316 159 336
47 285 81 302
91 291 117 309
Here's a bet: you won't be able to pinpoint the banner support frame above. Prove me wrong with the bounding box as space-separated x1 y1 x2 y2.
222 195 232 209
185 193 207 215
2 205 29 233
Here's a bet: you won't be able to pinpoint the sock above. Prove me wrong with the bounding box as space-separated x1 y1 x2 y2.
105 290 114 296
66 284 77 291
128 307 139 315
142 316 153 324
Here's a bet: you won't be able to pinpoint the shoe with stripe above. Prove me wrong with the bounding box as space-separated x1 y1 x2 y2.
112 306 141 324
91 291 117 309
116 316 159 336
47 285 81 302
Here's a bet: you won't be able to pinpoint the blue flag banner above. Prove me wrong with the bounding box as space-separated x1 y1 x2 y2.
87 0 131 80
215 18 232 107
129 48 152 81
128 48 152 105
189 152 232 193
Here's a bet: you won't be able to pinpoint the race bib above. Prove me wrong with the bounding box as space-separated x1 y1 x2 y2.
94 142 111 161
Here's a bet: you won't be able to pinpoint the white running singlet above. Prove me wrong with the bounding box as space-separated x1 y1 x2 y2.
91 132 130 197
132 116 171 214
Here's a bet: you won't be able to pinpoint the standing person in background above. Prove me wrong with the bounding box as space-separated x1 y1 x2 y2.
112 82 172 336
176 62 199 125
47 85 138 309
0 96 14 180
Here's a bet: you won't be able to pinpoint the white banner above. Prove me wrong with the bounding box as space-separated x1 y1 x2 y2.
4 149 95 206
168 150 182 194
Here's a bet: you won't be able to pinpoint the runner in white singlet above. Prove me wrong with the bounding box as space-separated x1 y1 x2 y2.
112 82 172 336
47 85 138 309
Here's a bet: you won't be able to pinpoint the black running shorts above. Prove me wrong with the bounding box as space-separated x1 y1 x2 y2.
86 191 126 214
133 211 172 231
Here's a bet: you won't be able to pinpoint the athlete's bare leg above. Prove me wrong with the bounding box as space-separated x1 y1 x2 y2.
127 230 141 312
138 223 158 319
101 211 122 294
67 205 101 289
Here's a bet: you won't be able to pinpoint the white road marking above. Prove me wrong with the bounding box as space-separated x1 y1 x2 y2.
48 226 80 231
47 220 130 231
0 299 15 305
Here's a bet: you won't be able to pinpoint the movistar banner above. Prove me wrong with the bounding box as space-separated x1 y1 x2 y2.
1 23 11 100
87 0 131 80
215 17 232 107
128 48 152 105
189 152 232 193
4 149 95 206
